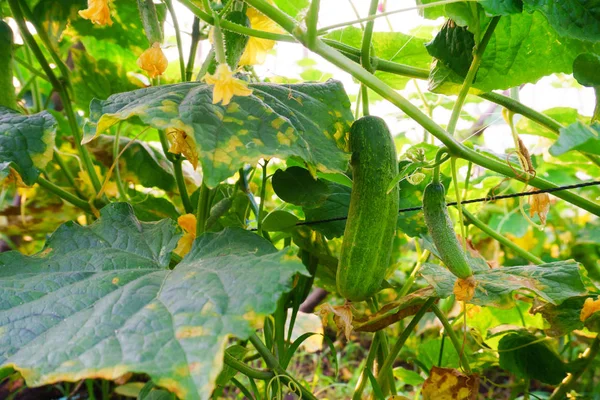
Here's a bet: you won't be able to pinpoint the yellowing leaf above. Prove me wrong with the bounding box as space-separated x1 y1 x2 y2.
422 367 479 400
167 128 198 170
203 64 253 106
79 0 113 26
174 214 197 257
137 43 168 79
77 166 117 197
580 297 600 322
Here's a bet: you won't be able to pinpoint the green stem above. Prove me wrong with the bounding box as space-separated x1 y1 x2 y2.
185 18 201 81
9 0 102 195
367 299 396 396
360 0 378 73
196 183 211 234
398 249 430 298
164 0 186 82
158 130 193 213
13 54 49 82
211 11 227 65
306 0 320 49
377 298 436 389
550 334 600 400
593 87 600 123
112 125 128 200
249 333 318 400
447 16 501 136
19 1 72 90
37 177 92 213
462 208 543 264
230 377 255 398
361 84 369 116
274 296 287 361
224 352 274 380
256 159 269 236
179 0 295 42
351 334 380 400
431 304 471 373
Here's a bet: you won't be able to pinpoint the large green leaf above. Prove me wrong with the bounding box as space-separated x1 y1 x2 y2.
499 332 567 385
325 27 432 89
0 107 56 186
549 122 600 157
0 203 306 400
420 260 587 307
417 0 523 18
523 0 600 42
85 81 352 187
429 12 600 94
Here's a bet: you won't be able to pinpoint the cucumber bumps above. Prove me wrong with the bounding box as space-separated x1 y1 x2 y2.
423 177 476 301
336 116 399 302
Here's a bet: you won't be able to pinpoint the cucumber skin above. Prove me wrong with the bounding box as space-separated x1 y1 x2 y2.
0 21 16 110
336 116 399 302
423 181 473 279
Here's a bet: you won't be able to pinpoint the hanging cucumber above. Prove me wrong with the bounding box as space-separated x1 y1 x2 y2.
206 11 250 74
336 116 399 302
0 20 17 110
423 178 473 280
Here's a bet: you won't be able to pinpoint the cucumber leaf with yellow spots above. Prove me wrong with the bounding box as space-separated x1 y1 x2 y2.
421 260 587 307
84 80 353 187
0 107 57 186
0 203 306 400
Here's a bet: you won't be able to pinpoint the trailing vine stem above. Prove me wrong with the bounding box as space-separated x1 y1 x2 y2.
240 0 600 216
431 304 472 373
351 332 380 400
37 177 92 214
196 183 211 235
186 18 202 81
223 352 274 380
8 0 103 195
163 0 186 82
248 333 318 400
376 298 437 390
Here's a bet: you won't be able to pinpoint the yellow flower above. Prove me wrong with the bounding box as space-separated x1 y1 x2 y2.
453 276 477 302
239 7 281 66
174 214 197 257
167 128 198 170
581 297 600 322
203 64 252 106
137 42 168 79
79 0 113 26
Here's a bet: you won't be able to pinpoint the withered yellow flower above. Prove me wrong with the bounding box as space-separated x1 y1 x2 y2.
239 7 281 66
167 128 198 170
529 192 550 225
203 64 252 106
79 0 113 26
581 297 600 322
174 214 197 257
137 42 168 79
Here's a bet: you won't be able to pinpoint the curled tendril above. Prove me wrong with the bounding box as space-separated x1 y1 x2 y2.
266 373 303 400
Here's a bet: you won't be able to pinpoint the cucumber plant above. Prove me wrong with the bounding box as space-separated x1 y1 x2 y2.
1 1 600 400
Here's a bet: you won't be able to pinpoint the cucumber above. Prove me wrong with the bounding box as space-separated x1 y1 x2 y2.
336 116 399 302
206 11 250 74
0 20 17 110
422 181 473 279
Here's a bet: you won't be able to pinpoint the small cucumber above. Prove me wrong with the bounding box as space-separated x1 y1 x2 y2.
206 11 250 74
423 181 473 279
336 116 399 302
0 20 16 110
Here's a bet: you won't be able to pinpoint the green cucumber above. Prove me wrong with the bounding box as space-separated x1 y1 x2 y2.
423 180 473 279
206 11 250 74
0 20 17 110
336 116 399 302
